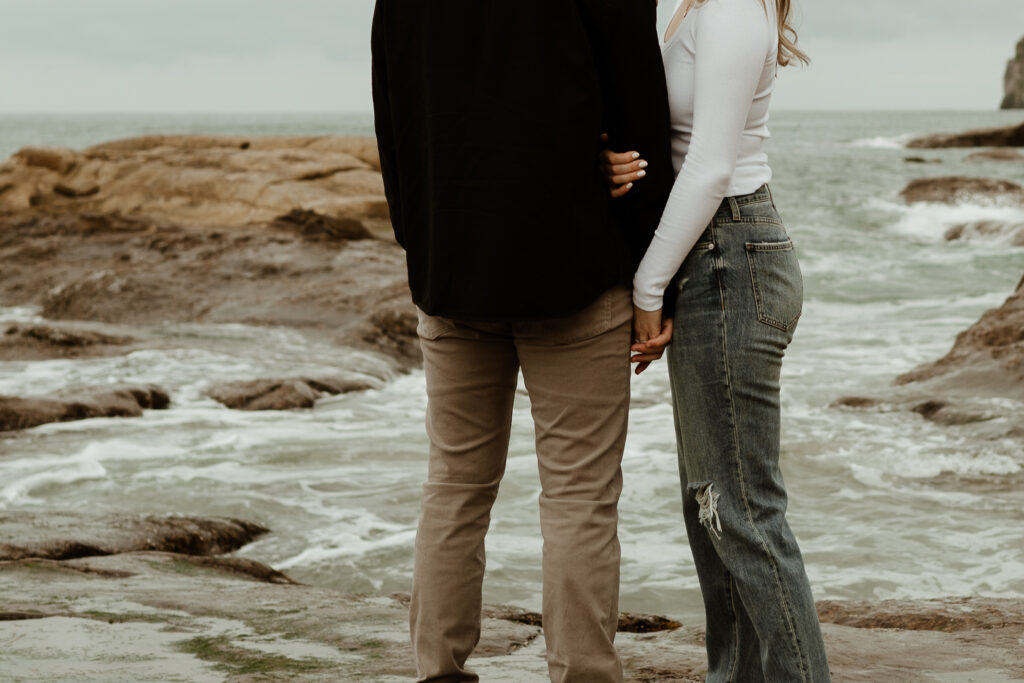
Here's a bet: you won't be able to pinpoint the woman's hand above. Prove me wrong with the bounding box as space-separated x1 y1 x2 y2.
631 306 673 375
599 133 649 199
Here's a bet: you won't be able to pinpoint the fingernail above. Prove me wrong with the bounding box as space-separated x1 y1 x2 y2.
638 161 648 168
632 153 640 160
637 170 646 178
626 183 634 189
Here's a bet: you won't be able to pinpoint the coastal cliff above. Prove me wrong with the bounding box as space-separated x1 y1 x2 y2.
1003 36 1024 109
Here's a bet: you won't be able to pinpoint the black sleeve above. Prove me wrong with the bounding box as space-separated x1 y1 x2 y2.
371 1 405 249
576 0 674 270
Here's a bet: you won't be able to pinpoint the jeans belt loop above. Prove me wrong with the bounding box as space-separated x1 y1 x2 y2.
765 183 775 207
728 196 741 221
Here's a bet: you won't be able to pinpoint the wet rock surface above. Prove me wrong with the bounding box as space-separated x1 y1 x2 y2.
899 176 1024 205
0 136 420 391
0 383 170 432
965 148 1024 162
2 546 1023 681
897 274 1024 395
0 513 268 561
906 121 1024 149
0 322 135 360
817 597 1024 633
0 514 1021 680
205 376 379 411
831 275 1024 440
944 219 1024 246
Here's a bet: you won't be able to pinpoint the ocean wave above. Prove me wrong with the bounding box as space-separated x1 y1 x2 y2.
869 198 1024 245
0 459 108 508
850 134 914 149
273 512 417 570
0 305 45 323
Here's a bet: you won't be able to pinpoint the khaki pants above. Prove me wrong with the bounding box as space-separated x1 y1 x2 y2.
410 286 633 683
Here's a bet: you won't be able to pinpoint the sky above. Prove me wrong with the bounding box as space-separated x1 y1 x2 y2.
0 0 1021 113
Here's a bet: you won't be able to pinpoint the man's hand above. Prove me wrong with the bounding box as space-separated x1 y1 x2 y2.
631 306 672 375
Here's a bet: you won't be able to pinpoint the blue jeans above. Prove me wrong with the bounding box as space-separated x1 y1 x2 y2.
666 185 831 682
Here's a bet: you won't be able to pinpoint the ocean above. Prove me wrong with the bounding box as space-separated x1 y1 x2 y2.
1 110 1023 624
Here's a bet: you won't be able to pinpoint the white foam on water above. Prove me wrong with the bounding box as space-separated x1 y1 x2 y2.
873 198 1024 244
850 133 914 149
0 438 197 509
0 458 108 507
0 305 45 323
274 511 417 570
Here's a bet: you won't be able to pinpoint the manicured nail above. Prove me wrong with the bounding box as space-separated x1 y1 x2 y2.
638 161 648 168
632 153 640 160
637 170 646 177
626 182 634 189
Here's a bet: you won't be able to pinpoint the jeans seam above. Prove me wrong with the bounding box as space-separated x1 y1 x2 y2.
726 574 740 683
716 270 810 682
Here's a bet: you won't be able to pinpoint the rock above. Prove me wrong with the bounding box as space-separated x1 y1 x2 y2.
0 323 134 360
207 378 318 410
0 383 169 432
1003 36 1024 109
831 278 1024 433
176 556 298 585
53 183 100 198
944 220 1024 246
353 302 422 364
0 513 268 561
2 323 131 347
899 176 1024 205
907 121 1024 148
1 550 1023 681
484 605 681 634
12 147 82 174
966 148 1024 162
272 208 371 242
0 135 421 374
903 156 942 164
0 135 387 231
205 376 377 411
829 396 886 410
896 275 1024 399
911 399 995 426
817 597 1024 632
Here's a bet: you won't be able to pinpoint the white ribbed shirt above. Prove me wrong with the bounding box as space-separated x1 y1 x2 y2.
632 0 778 311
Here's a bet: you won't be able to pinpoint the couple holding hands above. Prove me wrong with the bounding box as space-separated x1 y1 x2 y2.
372 0 830 680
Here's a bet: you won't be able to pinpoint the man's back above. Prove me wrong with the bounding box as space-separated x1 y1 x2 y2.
372 0 672 320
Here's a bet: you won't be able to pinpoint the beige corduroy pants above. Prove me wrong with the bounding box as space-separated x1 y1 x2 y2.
410 286 633 683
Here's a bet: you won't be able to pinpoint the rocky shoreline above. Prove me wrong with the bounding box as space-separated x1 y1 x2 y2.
2 133 1023 679
0 135 419 432
825 122 1024 437
3 513 1022 681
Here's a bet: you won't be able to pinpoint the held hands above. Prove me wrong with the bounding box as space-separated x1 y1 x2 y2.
631 306 672 375
599 133 650 199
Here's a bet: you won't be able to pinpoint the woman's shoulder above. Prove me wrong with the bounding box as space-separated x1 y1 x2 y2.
695 0 774 23
694 0 775 37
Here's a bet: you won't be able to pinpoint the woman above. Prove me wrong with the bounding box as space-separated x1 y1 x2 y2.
603 0 832 680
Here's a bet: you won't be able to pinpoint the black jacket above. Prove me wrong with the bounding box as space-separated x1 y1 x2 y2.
372 0 673 321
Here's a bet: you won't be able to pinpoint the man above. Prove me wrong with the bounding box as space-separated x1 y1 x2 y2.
371 2 672 681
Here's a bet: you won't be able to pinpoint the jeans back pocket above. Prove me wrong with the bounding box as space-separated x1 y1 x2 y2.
744 240 803 332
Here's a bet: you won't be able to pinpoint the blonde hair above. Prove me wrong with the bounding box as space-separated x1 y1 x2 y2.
677 0 809 66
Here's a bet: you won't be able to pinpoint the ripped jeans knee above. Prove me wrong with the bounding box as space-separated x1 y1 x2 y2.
690 481 723 540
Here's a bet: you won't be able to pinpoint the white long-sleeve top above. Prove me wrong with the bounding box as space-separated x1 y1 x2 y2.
632 0 778 311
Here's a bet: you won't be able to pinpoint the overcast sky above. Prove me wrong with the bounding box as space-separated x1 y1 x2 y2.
0 0 1020 112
